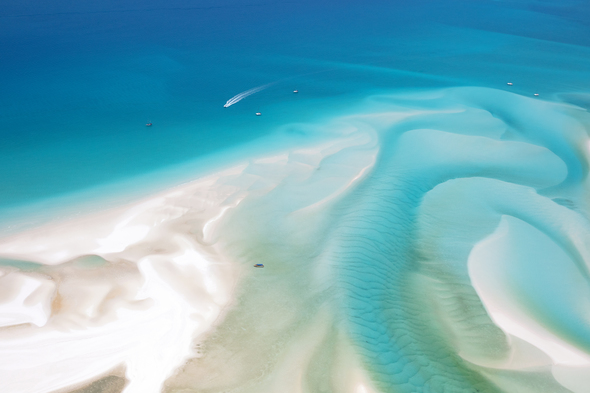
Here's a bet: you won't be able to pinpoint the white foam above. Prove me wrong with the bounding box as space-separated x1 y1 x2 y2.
223 83 273 107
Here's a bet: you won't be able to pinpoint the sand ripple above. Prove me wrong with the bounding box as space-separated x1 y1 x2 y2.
1 87 589 393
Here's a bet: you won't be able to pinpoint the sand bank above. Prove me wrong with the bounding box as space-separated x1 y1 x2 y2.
0 120 380 393
1 87 590 393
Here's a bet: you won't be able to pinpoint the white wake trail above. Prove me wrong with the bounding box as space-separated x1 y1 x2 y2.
223 83 273 107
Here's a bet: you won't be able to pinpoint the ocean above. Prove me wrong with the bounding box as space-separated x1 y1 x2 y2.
2 0 588 228
1 1 590 392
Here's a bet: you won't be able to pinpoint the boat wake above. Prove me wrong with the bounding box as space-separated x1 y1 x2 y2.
223 83 273 107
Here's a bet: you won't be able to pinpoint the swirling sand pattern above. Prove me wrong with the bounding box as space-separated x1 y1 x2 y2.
325 89 586 392
328 88 589 393
162 88 590 392
1 87 589 393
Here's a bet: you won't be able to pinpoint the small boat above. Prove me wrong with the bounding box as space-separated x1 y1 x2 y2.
534 93 539 96
146 123 153 127
253 264 264 268
293 90 298 93
507 82 513 86
255 112 261 116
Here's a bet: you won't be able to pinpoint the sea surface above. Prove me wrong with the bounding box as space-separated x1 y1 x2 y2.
1 1 590 392
2 0 589 228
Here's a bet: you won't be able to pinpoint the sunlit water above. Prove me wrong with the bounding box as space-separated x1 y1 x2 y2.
1 1 589 392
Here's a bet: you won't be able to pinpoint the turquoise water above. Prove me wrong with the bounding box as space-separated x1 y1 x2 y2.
2 0 589 224
2 1 590 392
319 86 589 391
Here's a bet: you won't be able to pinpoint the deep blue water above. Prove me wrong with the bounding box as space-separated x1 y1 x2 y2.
1 0 589 227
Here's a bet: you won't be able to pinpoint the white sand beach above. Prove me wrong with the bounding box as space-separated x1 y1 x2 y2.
0 121 380 393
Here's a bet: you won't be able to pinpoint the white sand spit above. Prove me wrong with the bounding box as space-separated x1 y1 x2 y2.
0 125 378 393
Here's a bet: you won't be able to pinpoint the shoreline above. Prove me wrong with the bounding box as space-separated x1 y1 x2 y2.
1 86 589 392
0 117 379 393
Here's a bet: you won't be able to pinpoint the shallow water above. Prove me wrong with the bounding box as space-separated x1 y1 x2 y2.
2 0 589 222
1 1 590 392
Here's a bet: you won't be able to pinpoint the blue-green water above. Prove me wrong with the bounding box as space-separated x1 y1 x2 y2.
2 1 590 392
2 0 589 224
